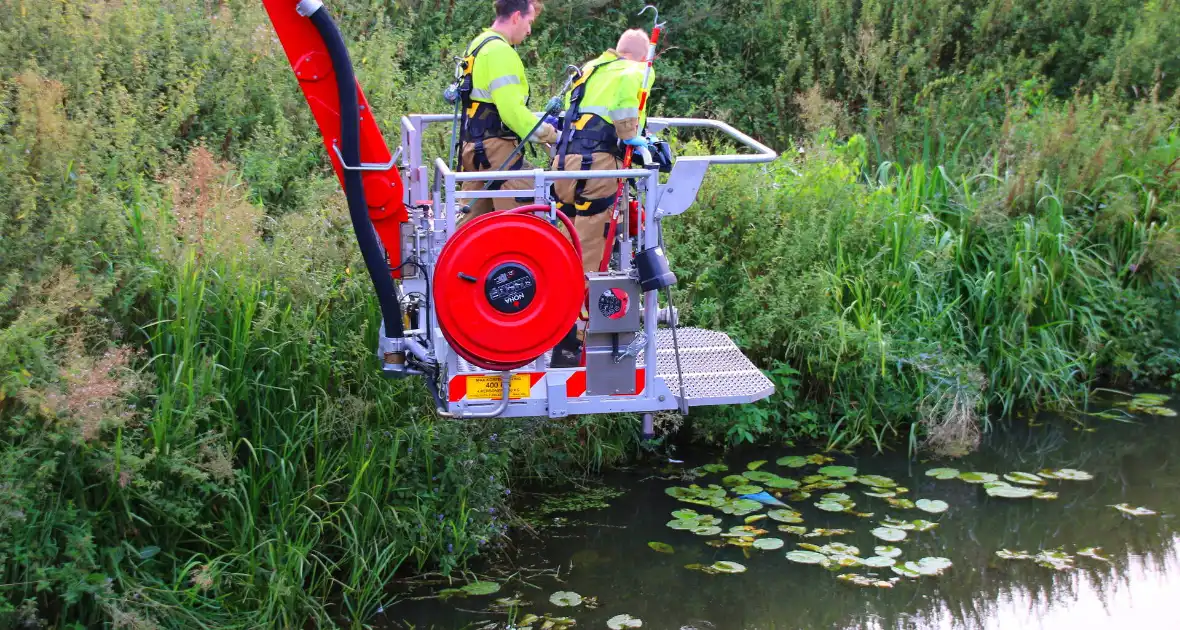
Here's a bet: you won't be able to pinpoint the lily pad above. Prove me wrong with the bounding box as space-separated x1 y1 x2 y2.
1078 547 1113 563
1034 550 1074 571
803 528 853 538
731 485 764 495
768 509 803 522
821 492 851 502
786 550 828 564
816 501 847 512
885 498 916 509
786 491 812 502
874 546 903 558
863 490 897 498
777 455 808 468
914 557 953 575
671 509 700 520
1003 472 1046 486
806 454 835 465
753 537 785 550
861 556 897 567
692 526 722 536
871 527 907 542
699 463 728 474
765 477 801 489
745 514 768 524
891 563 921 578
666 519 698 530
911 519 939 532
958 472 999 484
607 614 644 629
915 499 949 514
549 591 583 607
1033 490 1059 500
1052 468 1094 481
721 475 748 486
880 517 915 530
995 549 1032 560
779 525 808 536
648 542 674 554
1110 503 1157 516
926 468 960 480
818 465 857 478
821 542 860 556
461 581 501 596
710 561 747 574
856 475 898 488
747 460 768 471
742 470 778 483
985 484 1038 499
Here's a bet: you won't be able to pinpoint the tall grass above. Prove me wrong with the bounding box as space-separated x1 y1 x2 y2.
0 0 1177 627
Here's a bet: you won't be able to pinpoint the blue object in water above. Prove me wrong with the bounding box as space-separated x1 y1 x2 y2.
740 491 788 507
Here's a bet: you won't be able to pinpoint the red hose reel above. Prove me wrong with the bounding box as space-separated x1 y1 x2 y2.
434 206 584 371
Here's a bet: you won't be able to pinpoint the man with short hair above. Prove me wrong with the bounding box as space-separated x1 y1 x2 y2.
456 0 556 224
551 28 654 272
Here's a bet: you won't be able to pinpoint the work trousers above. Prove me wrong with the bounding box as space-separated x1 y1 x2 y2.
551 151 623 274
457 137 534 226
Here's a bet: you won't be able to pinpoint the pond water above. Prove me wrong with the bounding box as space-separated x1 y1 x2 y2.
385 395 1179 629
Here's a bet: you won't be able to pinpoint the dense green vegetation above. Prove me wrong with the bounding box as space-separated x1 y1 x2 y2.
0 0 1175 627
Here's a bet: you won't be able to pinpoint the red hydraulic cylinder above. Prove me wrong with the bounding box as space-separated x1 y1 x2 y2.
260 0 408 275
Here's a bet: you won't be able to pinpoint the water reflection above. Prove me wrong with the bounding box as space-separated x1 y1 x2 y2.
386 403 1180 630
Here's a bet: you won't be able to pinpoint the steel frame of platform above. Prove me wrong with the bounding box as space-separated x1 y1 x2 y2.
393 114 778 418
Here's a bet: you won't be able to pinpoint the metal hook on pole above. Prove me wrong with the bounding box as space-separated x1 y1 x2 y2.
639 4 665 28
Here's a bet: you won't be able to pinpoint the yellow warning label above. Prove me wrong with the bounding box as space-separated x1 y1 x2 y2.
466 374 534 400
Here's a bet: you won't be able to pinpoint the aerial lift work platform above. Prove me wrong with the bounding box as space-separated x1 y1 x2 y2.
261 0 778 433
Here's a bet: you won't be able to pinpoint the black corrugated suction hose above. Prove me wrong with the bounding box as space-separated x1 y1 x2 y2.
307 4 405 339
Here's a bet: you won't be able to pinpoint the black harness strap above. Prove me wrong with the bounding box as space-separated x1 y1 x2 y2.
458 34 520 177
555 57 626 217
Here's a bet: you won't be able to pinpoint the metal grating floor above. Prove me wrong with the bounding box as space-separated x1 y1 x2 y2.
638 327 774 407
453 327 773 407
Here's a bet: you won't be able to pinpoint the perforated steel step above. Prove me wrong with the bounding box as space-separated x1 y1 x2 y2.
639 327 774 406
451 326 774 407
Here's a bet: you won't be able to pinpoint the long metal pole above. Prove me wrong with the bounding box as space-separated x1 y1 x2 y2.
598 5 664 272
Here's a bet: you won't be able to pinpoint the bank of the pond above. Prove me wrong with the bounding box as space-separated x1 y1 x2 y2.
386 395 1180 629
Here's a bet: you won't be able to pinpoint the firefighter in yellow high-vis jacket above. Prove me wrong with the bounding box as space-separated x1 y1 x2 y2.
456 0 557 224
551 29 654 273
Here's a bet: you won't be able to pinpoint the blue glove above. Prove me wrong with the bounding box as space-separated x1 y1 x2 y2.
542 114 560 129
623 136 651 148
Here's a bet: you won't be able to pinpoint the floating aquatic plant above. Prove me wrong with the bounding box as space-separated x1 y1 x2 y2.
1003 472 1046 486
607 614 644 629
837 573 897 588
818 465 857 478
754 537 785 550
742 470 778 483
1034 550 1074 571
803 528 853 538
926 468 960 480
1078 547 1113 563
984 483 1038 499
806 454 836 465
871 527 907 542
710 561 747 574
885 497 916 509
767 509 803 522
765 477 801 489
671 509 699 520
666 519 697 530
856 475 897 488
863 490 896 498
460 581 501 596
958 472 999 484
699 463 728 474
861 556 897 567
786 550 828 564
1040 468 1093 481
747 460 768 471
1121 393 1176 416
549 591 583 607
995 549 1032 560
777 456 808 468
692 526 722 536
1110 503 1157 516
915 499 948 514
732 484 763 495
779 525 808 536
648 542 674 554
821 542 860 556
874 546 903 558
721 475 748 486
816 501 847 512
